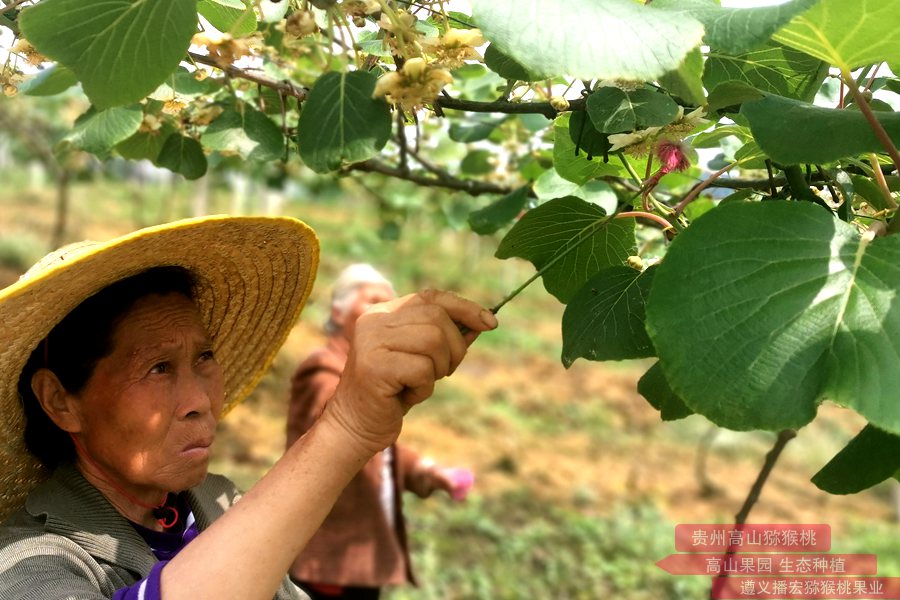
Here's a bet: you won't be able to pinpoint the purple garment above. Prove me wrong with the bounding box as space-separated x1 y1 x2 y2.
111 509 200 600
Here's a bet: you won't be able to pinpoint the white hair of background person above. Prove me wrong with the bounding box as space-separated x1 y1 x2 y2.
324 264 395 335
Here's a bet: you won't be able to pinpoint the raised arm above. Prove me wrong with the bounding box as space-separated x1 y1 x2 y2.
160 290 497 600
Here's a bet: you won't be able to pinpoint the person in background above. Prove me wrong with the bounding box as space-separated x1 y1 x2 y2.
286 264 475 600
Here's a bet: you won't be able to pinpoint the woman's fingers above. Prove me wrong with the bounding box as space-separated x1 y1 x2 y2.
329 289 497 455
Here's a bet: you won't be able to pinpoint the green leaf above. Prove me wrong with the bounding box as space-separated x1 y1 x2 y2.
483 43 545 81
562 266 656 366
533 171 619 214
742 94 900 164
63 105 143 154
468 186 530 235
150 68 218 101
812 425 900 494
157 134 208 180
586 87 680 133
646 201 900 433
19 0 197 108
297 70 392 173
774 0 900 72
706 81 765 114
568 111 612 161
704 42 828 103
638 362 694 422
199 0 257 37
850 174 892 212
691 124 753 148
658 47 706 107
553 113 620 185
116 123 177 163
449 116 507 143
654 0 819 55
495 196 636 303
472 0 704 81
461 149 495 175
734 140 767 169
201 105 285 162
18 64 78 96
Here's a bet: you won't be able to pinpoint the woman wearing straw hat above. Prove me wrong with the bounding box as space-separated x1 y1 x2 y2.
0 216 497 600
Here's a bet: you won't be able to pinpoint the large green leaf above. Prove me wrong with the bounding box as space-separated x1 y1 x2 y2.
553 113 620 185
116 123 177 163
18 64 78 97
468 186 530 235
704 42 828 102
568 111 613 162
658 48 706 107
646 201 900 433
63 105 143 155
811 425 900 494
773 0 900 72
638 362 694 422
483 43 545 81
586 87 679 134
533 171 619 215
199 0 257 37
157 134 208 180
471 0 704 81
654 0 819 55
201 105 285 162
19 0 197 108
495 196 636 304
742 95 900 164
562 266 656 366
297 70 392 173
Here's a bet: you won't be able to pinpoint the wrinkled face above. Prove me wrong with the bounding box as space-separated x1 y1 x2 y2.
335 282 395 342
72 292 224 496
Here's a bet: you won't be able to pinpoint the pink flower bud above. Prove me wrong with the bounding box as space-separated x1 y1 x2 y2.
655 140 691 174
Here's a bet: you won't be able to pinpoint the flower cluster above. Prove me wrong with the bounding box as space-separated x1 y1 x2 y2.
284 10 317 38
192 32 259 68
11 40 45 67
607 106 706 156
0 69 23 97
421 28 483 69
342 0 380 27
373 57 452 112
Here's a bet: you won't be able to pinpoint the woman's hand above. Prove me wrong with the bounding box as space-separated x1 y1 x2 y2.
323 289 497 457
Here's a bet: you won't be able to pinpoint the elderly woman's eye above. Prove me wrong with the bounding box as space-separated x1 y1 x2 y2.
149 362 170 375
199 349 215 363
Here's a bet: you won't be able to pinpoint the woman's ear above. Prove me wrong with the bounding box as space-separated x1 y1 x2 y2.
31 369 82 433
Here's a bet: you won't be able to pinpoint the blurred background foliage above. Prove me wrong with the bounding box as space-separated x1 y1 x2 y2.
1 160 896 598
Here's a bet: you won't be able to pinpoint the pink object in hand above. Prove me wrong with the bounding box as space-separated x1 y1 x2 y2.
443 467 474 501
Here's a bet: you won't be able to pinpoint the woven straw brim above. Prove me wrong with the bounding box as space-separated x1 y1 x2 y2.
0 216 319 523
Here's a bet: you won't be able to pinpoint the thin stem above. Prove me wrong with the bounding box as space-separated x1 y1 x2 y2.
765 159 777 197
489 210 659 314
869 153 899 210
674 161 739 216
709 429 797 600
617 210 674 232
345 158 512 196
841 69 900 176
2 0 31 12
435 95 585 119
490 214 619 313
734 430 796 525
188 52 308 102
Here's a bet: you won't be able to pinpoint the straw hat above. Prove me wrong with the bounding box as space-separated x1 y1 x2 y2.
0 215 319 522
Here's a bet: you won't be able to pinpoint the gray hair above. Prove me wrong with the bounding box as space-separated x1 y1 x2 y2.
324 264 394 335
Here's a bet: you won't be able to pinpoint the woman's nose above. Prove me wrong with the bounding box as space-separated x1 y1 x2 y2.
178 371 214 419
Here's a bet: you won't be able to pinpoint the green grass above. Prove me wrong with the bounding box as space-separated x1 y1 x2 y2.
388 494 709 600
